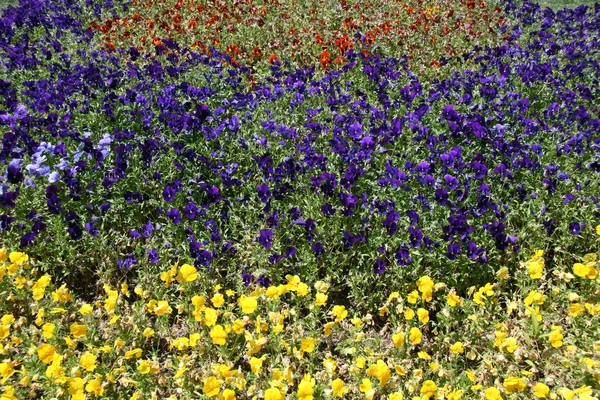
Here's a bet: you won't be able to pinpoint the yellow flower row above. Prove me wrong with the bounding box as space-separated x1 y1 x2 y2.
1 248 599 400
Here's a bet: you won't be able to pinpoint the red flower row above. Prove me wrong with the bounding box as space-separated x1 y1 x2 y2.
88 0 506 72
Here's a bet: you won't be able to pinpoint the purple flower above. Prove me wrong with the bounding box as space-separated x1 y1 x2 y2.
85 222 99 237
195 249 213 265
383 210 399 235
163 184 177 203
563 194 576 204
415 161 431 174
183 202 198 219
117 254 137 271
321 203 335 217
374 258 386 274
395 244 412 266
348 122 363 139
242 273 253 287
312 240 324 257
256 275 271 288
147 248 159 263
141 220 153 238
444 174 459 190
0 215 15 232
257 229 274 249
266 212 279 228
6 166 23 184
20 232 36 246
257 183 271 203
446 243 461 260
409 227 423 247
45 185 62 214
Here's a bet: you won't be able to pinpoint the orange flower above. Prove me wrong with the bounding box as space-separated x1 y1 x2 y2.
334 56 346 65
227 44 240 55
268 53 279 64
319 49 331 69
315 33 324 45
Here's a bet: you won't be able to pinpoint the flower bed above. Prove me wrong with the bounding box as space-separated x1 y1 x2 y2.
0 0 600 397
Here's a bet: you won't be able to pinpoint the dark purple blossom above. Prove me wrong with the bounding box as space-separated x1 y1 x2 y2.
117 253 137 271
147 248 159 263
257 229 274 249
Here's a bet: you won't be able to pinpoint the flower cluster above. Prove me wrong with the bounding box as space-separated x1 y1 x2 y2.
87 0 505 72
1 247 600 399
1 0 600 307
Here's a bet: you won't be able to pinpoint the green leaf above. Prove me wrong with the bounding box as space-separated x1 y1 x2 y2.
531 308 540 338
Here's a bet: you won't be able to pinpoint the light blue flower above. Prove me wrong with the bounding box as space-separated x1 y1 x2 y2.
48 171 60 183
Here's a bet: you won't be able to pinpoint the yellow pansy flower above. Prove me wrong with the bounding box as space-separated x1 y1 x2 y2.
447 293 463 307
503 376 526 394
79 304 93 315
407 290 420 304
210 325 227 345
138 359 158 374
79 352 97 372
417 308 429 324
485 387 503 399
177 264 198 283
533 382 550 398
154 300 172 315
238 295 258 314
300 337 316 353
211 293 225 308
409 327 422 345
69 323 87 338
125 348 143 359
202 376 223 397
548 327 564 348
332 305 348 322
264 387 284 400
332 378 348 397
527 258 544 279
85 375 104 396
392 332 405 348
297 374 315 400
420 380 437 399
450 342 464 354
8 252 28 265
314 292 328 306
41 323 54 339
37 344 55 364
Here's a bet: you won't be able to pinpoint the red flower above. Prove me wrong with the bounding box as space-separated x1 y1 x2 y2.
319 49 331 69
226 44 240 55
268 53 278 64
315 33 324 45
